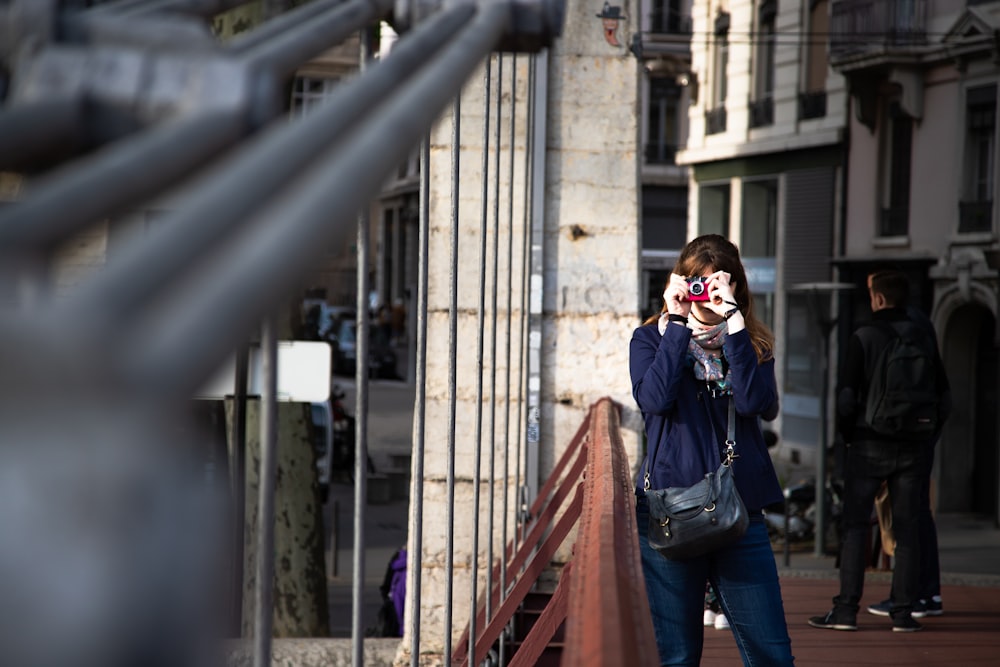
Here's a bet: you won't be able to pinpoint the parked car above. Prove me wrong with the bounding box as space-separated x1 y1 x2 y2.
327 317 397 379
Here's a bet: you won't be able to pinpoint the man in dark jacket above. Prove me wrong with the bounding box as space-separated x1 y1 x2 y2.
809 269 949 633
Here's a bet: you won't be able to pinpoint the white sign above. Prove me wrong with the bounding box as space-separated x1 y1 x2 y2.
195 341 331 403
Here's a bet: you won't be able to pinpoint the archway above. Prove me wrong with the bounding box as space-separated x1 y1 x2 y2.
939 302 998 522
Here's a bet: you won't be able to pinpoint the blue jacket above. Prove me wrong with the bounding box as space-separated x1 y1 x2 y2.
629 322 783 512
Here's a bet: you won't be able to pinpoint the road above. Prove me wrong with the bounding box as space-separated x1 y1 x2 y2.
325 371 414 638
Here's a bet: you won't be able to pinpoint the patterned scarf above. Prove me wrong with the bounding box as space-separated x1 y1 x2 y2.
657 313 731 387
689 322 730 388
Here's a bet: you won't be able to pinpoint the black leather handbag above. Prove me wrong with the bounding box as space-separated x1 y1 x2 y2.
644 398 749 560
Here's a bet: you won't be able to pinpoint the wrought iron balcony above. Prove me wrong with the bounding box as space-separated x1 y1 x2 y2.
748 97 774 128
705 107 727 135
959 200 994 234
830 0 927 60
798 91 827 120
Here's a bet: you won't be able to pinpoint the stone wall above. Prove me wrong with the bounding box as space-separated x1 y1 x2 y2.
402 0 642 661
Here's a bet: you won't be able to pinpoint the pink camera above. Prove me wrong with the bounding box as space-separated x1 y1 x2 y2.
685 276 710 302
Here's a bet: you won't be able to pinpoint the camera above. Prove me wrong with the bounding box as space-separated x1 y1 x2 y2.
685 276 710 302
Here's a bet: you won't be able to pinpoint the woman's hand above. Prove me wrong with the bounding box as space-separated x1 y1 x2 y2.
704 271 739 316
664 273 691 317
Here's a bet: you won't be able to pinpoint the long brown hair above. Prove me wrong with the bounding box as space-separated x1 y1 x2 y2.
644 234 775 362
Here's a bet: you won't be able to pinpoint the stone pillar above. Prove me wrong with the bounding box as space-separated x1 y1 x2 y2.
403 0 641 661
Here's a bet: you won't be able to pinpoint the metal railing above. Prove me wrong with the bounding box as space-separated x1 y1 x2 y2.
829 0 927 59
0 1 565 666
453 398 657 665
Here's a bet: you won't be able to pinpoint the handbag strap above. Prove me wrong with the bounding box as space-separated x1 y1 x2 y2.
644 394 736 491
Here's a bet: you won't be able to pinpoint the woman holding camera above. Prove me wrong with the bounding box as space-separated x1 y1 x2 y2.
629 234 794 666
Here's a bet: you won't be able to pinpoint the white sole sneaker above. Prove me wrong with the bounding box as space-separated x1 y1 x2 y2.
703 609 717 627
714 614 730 630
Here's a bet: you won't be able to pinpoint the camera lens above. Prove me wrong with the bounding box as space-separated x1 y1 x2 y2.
689 281 704 296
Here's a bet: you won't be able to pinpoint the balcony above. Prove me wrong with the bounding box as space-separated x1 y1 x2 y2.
748 97 774 128
959 200 993 234
798 91 827 120
705 107 727 135
830 0 927 61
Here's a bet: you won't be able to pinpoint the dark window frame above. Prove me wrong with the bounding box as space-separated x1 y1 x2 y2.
879 102 912 238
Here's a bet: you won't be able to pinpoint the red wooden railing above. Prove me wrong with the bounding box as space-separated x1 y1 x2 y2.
453 397 657 666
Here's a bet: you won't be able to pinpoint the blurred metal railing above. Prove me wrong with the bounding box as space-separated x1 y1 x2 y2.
0 1 563 666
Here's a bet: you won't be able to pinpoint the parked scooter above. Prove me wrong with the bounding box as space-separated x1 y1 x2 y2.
763 476 844 546
761 429 843 548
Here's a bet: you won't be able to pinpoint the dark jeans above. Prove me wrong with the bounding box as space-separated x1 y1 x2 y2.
834 439 930 618
917 442 941 600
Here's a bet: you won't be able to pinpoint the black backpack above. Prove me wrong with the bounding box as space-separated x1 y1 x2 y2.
863 320 941 440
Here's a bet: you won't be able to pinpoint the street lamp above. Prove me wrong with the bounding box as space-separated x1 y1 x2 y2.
789 281 855 558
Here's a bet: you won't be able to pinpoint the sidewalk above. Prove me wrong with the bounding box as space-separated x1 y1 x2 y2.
325 375 414 638
702 512 1000 666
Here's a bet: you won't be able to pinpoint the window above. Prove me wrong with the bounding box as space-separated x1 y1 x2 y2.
642 185 688 250
784 294 821 395
741 179 777 258
646 78 681 164
960 85 996 234
290 76 339 116
698 183 730 237
650 0 689 34
799 0 828 120
706 12 729 135
749 1 776 128
879 102 912 237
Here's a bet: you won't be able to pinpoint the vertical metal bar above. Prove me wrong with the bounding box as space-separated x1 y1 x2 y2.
252 317 279 667
229 343 250 636
525 49 549 507
408 132 430 667
352 25 374 667
503 53 517 558
469 57 492 667
443 94 461 667
515 54 535 547
489 52 507 667
352 206 371 667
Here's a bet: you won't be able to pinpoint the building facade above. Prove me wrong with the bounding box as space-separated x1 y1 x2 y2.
678 0 848 468
830 0 1000 522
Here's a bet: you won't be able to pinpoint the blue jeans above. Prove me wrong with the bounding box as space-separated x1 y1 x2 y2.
834 439 928 617
636 496 795 667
